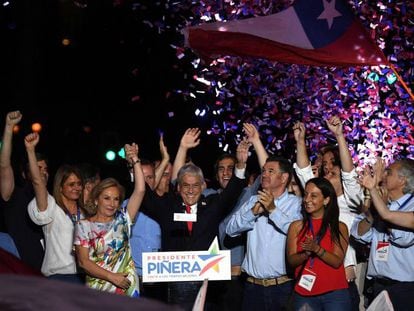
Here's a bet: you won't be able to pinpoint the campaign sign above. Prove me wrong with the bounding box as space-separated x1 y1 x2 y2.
142 238 231 282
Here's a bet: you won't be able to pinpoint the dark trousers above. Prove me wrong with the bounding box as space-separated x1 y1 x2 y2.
293 288 351 311
347 280 360 311
219 275 245 311
242 280 294 311
167 281 226 311
47 273 85 285
140 280 167 303
369 278 414 311
167 281 201 310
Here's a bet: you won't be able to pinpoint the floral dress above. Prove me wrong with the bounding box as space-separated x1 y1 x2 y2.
74 210 139 297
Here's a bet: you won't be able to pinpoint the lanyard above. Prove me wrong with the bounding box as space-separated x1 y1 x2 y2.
395 194 414 211
383 194 414 241
308 219 320 269
67 206 81 224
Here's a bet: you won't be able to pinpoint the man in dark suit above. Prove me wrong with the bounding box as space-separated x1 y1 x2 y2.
142 163 246 309
141 128 249 310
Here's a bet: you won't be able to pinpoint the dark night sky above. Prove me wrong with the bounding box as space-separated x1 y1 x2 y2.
0 1 224 183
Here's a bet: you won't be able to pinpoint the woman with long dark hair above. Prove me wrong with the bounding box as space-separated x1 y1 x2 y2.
287 177 350 310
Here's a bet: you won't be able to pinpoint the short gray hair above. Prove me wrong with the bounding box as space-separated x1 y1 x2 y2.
177 163 205 185
397 159 414 194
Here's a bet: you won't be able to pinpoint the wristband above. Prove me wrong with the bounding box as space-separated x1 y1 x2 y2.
128 159 141 168
318 248 326 258
315 246 321 255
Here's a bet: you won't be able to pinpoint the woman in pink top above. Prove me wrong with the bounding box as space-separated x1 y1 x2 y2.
287 177 350 311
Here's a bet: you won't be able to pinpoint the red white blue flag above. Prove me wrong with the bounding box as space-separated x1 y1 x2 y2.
184 0 387 66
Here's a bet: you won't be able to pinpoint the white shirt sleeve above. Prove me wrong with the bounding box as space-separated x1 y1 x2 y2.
342 168 363 210
27 193 56 225
293 163 314 189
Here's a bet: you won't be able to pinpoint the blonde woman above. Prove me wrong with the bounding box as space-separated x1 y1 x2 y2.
74 143 145 297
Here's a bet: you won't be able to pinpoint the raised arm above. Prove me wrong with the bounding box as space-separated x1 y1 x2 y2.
124 143 145 221
243 123 268 168
326 116 353 173
373 208 414 229
172 128 200 180
293 121 310 169
24 133 48 211
235 137 249 171
371 187 414 228
154 134 170 188
361 159 414 229
0 111 22 201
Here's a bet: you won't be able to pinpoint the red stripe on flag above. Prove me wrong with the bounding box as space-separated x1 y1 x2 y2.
188 21 386 66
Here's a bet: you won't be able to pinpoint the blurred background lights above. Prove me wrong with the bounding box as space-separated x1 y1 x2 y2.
105 150 116 161
62 38 71 46
82 125 92 134
31 123 42 133
12 125 20 134
117 148 125 159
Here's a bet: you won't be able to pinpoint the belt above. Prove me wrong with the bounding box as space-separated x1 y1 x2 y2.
231 265 242 277
247 275 292 287
373 277 401 286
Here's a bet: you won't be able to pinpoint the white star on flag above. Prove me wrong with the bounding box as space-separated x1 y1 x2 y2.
318 0 342 29
184 0 387 66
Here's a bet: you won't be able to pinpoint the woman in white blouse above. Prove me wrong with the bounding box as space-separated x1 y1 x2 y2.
25 132 85 283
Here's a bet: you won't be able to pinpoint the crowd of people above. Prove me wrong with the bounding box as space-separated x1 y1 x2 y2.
1 1 413 310
1 110 413 311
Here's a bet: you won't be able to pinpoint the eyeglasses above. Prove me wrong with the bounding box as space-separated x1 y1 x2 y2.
181 183 202 191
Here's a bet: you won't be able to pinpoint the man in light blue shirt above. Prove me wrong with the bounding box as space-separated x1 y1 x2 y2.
123 159 164 301
130 212 161 276
352 158 414 310
219 175 261 268
0 232 20 258
226 156 302 310
218 174 261 311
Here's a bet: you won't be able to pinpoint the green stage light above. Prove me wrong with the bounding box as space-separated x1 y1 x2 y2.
118 148 126 159
105 150 116 161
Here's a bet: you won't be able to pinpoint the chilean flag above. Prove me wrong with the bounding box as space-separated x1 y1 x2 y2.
184 0 387 66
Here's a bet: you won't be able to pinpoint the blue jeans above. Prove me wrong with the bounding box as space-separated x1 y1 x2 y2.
47 273 85 285
294 289 351 311
242 280 293 311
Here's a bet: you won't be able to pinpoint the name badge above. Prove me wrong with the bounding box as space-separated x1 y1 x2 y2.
174 213 197 222
375 241 390 261
298 269 317 292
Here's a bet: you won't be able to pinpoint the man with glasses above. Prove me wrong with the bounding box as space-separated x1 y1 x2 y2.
226 156 302 310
